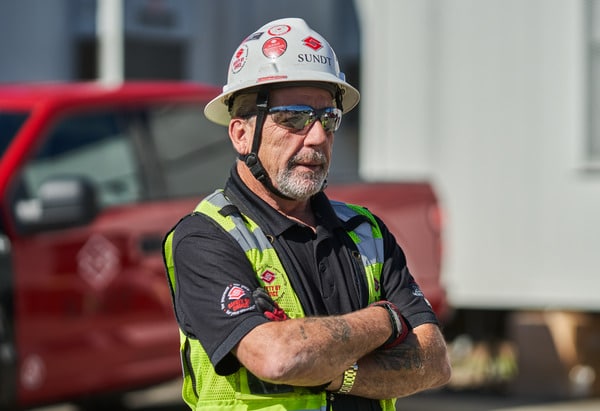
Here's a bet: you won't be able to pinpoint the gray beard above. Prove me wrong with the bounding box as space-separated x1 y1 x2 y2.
275 151 328 200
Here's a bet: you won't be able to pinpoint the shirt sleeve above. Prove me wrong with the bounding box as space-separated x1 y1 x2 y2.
374 215 440 329
171 213 270 375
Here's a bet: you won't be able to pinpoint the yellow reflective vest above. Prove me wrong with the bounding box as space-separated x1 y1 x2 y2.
164 190 396 411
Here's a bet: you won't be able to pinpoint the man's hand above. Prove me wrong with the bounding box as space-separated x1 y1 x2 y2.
253 287 289 321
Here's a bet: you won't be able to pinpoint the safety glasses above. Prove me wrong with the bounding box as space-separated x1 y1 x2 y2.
267 105 343 133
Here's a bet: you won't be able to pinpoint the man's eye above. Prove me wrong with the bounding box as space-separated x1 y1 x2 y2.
274 112 310 129
284 113 309 126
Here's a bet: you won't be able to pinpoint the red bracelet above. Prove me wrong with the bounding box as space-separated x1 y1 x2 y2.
370 301 409 349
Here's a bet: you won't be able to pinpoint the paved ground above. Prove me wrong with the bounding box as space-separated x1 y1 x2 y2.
27 379 600 411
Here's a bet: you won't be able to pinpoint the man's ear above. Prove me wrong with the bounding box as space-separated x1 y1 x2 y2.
229 118 252 156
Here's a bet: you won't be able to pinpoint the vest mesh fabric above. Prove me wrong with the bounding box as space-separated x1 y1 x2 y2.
164 190 396 411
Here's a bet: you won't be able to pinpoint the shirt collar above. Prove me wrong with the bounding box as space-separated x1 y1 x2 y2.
224 166 344 236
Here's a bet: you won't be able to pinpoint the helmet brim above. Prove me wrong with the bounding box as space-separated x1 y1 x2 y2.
204 74 360 126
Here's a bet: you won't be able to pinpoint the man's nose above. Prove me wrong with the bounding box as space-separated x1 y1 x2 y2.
304 119 331 146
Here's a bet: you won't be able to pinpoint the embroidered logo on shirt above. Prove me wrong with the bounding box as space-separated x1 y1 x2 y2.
221 283 254 316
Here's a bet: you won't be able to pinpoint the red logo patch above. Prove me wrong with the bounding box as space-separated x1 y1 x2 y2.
261 270 276 284
231 44 248 74
302 36 322 51
262 37 287 58
228 286 246 300
268 24 291 36
265 284 281 298
221 283 254 316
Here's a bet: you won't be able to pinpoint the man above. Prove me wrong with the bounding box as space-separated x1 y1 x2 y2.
163 17 451 411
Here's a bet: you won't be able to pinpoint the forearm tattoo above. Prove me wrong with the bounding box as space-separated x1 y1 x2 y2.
373 342 424 371
301 317 351 342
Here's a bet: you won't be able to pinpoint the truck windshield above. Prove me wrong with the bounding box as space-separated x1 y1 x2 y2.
0 112 28 157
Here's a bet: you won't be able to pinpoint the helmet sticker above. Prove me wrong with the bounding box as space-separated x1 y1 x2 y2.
245 31 264 42
257 75 288 83
262 37 287 58
302 36 323 51
231 44 248 74
268 24 291 36
297 53 333 66
221 283 255 316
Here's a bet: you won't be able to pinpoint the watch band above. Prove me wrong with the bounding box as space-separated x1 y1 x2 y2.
370 300 409 349
336 362 358 394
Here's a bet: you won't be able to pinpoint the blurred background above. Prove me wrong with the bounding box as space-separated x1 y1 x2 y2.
1 0 600 410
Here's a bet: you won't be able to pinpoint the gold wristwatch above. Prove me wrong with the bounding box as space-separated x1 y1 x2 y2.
336 362 358 394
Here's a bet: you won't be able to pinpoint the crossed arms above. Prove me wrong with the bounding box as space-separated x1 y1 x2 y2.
233 304 451 399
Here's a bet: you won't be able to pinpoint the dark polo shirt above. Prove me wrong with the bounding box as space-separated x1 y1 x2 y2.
170 167 438 411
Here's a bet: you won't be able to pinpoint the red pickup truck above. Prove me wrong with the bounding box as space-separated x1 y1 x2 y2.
0 82 446 409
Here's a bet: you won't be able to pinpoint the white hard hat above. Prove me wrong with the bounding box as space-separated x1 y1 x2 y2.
204 17 360 126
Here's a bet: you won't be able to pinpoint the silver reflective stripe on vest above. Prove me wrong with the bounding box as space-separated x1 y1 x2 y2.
230 213 274 253
329 200 357 221
204 191 273 253
330 201 383 267
352 221 383 266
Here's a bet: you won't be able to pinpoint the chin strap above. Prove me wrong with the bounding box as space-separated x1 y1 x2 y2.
242 89 295 200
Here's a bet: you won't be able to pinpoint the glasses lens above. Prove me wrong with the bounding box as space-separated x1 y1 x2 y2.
319 108 342 133
269 106 342 133
270 107 314 130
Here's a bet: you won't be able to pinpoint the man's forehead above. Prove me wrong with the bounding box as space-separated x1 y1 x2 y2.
270 86 334 104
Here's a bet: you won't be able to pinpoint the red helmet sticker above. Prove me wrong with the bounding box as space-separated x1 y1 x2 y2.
221 283 254 316
268 24 291 36
257 75 288 83
262 37 287 58
302 36 323 51
231 44 248 74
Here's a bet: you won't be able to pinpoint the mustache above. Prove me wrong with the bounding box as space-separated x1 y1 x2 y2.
288 151 327 166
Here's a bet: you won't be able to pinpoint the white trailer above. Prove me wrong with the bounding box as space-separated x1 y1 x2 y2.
355 0 600 399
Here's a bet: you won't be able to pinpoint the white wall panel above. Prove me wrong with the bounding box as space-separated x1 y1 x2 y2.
356 0 600 310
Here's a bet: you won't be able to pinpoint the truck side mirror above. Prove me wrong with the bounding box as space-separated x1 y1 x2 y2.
14 176 99 233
